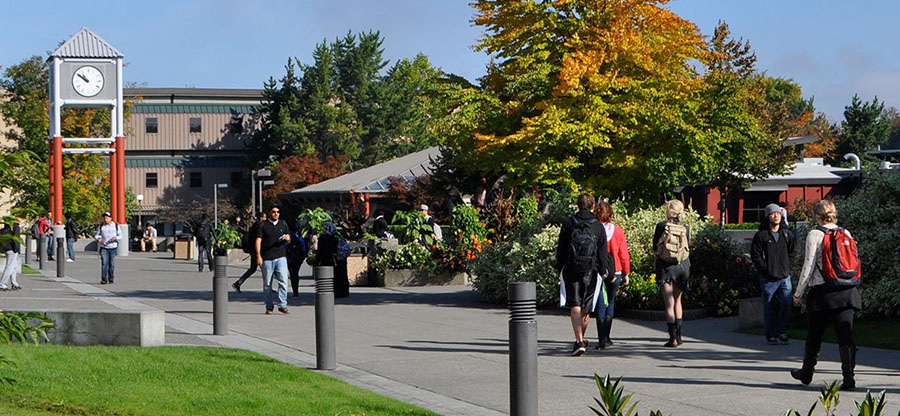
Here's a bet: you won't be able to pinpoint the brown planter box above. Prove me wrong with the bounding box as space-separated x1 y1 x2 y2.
378 269 469 287
347 254 369 286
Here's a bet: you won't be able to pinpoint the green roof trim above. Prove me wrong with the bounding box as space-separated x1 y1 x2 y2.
132 103 258 114
124 157 247 168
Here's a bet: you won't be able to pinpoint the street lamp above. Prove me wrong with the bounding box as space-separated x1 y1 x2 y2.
136 194 144 233
254 169 272 215
259 180 275 213
213 183 228 228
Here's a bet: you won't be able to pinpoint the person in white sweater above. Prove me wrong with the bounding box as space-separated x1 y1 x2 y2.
790 200 861 391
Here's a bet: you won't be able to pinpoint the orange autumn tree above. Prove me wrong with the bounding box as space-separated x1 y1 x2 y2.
443 0 719 205
261 153 349 206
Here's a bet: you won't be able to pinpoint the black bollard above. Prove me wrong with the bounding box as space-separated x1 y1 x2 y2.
55 225 65 278
314 266 336 370
213 255 229 335
24 235 31 264
38 235 45 270
509 282 538 416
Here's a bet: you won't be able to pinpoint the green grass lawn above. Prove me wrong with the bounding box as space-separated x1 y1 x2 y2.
0 345 439 416
21 264 39 275
741 318 900 350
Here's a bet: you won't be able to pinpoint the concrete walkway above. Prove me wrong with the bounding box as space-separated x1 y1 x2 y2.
4 249 899 415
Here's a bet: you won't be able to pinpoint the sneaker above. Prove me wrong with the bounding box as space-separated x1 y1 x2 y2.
66 258 74 263
778 334 790 345
278 307 290 314
0 287 8 291
767 337 779 345
571 341 586 356
265 309 273 315
11 285 21 290
100 281 108 285
232 282 241 293
581 339 589 349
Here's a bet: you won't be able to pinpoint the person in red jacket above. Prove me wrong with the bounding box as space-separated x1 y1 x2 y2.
593 201 630 349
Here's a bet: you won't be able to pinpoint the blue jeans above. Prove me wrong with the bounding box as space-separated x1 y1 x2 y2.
595 273 621 321
66 238 76 261
262 257 288 310
761 276 792 338
44 235 56 258
100 247 116 282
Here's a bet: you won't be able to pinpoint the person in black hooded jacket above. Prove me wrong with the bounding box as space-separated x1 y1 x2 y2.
751 203 796 345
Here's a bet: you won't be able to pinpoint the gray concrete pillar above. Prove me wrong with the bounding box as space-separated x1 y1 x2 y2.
509 281 538 416
314 266 336 370
38 235 45 270
213 255 228 335
117 224 129 257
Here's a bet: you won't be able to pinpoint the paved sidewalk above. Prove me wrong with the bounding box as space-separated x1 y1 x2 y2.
4 250 899 415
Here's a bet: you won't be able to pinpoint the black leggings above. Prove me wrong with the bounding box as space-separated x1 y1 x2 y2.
805 307 855 353
235 260 258 287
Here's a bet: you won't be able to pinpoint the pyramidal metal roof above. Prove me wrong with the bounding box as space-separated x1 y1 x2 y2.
51 27 123 58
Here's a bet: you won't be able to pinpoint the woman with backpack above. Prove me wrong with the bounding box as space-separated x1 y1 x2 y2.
653 199 691 348
593 201 630 349
315 221 350 298
791 199 861 391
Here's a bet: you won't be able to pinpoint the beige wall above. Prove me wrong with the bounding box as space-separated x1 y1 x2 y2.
127 166 245 210
125 112 249 151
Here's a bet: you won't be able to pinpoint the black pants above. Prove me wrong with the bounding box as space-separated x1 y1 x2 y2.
806 307 856 353
197 243 212 271
235 259 258 287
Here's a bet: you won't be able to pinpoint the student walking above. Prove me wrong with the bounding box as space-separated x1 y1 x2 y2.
232 212 265 293
195 214 213 272
653 200 691 348
65 213 78 262
256 204 291 314
791 200 861 391
315 222 350 298
94 212 121 284
0 221 22 291
751 204 795 345
593 201 630 349
556 194 609 356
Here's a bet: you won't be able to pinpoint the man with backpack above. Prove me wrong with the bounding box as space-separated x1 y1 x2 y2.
555 194 609 356
194 214 213 272
751 204 796 345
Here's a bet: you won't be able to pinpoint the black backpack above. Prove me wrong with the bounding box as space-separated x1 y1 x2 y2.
567 218 598 276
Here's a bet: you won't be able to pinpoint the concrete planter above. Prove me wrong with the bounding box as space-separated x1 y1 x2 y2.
227 248 250 266
723 230 757 252
378 269 469 287
738 296 764 330
347 254 369 286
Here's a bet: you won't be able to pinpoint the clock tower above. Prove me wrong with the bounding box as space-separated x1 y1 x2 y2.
49 27 129 255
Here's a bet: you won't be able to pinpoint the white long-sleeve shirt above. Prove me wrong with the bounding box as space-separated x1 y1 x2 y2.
795 224 848 297
94 222 122 250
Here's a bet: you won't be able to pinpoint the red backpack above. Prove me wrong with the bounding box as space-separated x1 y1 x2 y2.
818 226 861 286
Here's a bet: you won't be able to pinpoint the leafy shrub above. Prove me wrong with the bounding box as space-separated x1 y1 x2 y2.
539 188 576 226
723 222 760 230
470 225 561 306
213 223 241 255
615 272 663 311
297 208 333 238
835 170 900 318
444 206 489 271
614 202 713 276
390 211 437 245
510 196 542 242
0 310 54 386
789 196 815 222
371 242 441 273
686 227 760 316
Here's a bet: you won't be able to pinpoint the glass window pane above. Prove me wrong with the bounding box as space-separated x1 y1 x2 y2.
145 117 158 134
189 117 202 133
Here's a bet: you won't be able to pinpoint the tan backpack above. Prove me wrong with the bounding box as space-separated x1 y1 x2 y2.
656 222 689 263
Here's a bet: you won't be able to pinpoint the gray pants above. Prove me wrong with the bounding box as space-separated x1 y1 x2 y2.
1 251 20 289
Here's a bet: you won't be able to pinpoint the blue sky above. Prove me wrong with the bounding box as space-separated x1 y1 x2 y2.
2 0 897 122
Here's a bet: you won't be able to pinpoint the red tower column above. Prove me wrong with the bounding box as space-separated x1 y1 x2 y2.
53 137 63 224
116 136 126 224
48 139 55 221
110 150 118 221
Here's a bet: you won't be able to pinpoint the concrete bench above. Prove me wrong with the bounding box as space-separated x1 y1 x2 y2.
10 309 165 347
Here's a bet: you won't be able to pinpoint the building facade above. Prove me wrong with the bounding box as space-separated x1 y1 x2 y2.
123 88 262 234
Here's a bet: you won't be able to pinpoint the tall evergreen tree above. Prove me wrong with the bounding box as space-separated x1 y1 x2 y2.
837 94 891 159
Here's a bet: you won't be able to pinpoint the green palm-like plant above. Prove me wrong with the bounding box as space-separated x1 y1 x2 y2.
390 211 435 246
855 390 888 416
0 311 53 345
591 374 638 416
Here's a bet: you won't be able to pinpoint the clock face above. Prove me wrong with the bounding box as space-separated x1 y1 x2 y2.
72 66 104 97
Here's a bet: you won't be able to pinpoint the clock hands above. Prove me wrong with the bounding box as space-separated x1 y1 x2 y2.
77 73 90 83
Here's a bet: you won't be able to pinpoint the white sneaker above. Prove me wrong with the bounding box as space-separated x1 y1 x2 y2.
66 259 74 263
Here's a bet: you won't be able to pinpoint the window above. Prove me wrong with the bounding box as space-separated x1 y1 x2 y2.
189 117 202 133
230 171 242 188
145 172 158 188
189 172 202 188
741 192 781 224
145 117 158 134
229 115 243 134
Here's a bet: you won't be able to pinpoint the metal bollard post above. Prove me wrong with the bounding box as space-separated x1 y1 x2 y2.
509 282 538 416
314 266 336 370
38 235 45 270
54 225 65 278
213 255 229 335
24 235 31 264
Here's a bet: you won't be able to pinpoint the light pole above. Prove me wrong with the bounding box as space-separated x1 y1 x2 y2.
259 179 274 213
255 169 272 215
213 183 228 228
136 194 144 232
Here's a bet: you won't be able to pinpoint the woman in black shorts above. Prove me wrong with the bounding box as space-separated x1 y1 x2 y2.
653 199 690 347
